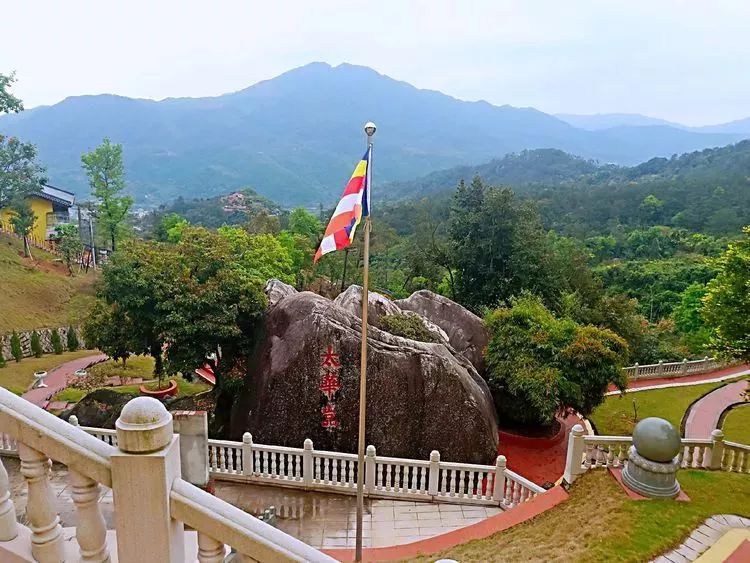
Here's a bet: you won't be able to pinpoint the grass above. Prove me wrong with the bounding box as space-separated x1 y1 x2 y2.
0 234 97 333
0 349 98 394
590 376 748 436
51 355 210 403
722 403 750 444
418 469 750 562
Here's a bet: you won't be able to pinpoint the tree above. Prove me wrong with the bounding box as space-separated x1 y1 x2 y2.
50 329 63 355
66 326 79 352
81 139 132 251
484 294 628 428
288 208 322 241
0 72 23 115
672 283 712 353
55 223 84 274
10 332 21 362
0 349 5 368
0 135 46 209
83 302 137 366
703 227 750 361
30 331 42 358
153 213 189 243
8 198 37 258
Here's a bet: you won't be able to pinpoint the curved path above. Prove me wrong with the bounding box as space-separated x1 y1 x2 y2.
607 364 749 395
21 353 108 407
685 379 748 439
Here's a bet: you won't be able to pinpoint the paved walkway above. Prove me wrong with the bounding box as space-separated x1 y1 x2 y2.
685 380 748 439
20 353 108 407
653 514 750 562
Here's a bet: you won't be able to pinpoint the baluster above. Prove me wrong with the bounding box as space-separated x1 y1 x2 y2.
18 443 65 563
314 456 321 482
726 449 736 472
417 466 424 492
513 481 522 506
385 464 392 491
69 468 109 562
197 531 225 563
333 459 340 484
617 444 626 467
395 465 403 492
583 444 592 469
684 446 694 468
605 446 614 468
0 456 18 541
450 469 458 497
265 451 271 477
439 467 446 495
271 451 278 477
294 454 300 479
457 470 465 497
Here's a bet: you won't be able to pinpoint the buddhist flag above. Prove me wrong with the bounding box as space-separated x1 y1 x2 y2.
314 147 371 262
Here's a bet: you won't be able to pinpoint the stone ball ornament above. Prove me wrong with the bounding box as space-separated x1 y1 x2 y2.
632 417 681 462
115 396 174 453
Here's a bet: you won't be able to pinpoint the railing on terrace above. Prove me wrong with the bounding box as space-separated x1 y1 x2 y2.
0 387 334 562
48 427 545 508
622 357 721 381
563 425 749 484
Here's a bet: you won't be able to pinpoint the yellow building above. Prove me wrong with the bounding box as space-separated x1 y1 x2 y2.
0 184 76 244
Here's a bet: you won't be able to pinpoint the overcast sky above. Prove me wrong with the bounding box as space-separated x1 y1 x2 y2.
3 1 749 126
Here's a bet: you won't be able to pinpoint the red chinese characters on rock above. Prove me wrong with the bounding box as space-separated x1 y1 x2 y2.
319 345 342 430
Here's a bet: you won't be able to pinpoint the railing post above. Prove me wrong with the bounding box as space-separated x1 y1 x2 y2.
633 362 639 379
68 411 109 562
303 439 313 487
0 456 18 541
18 442 65 562
428 450 440 496
242 432 253 477
707 429 725 470
197 530 226 563
681 358 688 375
111 397 185 563
563 424 586 485
365 445 376 494
492 455 506 505
657 360 664 376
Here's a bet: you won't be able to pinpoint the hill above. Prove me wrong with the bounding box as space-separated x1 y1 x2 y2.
0 62 744 207
555 113 687 130
0 234 96 333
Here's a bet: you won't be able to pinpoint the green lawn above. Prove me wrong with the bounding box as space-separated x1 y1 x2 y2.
52 355 210 403
419 469 750 562
0 234 97 333
590 377 747 436
0 349 98 394
722 403 750 444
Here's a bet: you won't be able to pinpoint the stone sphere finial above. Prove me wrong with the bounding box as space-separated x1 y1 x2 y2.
632 417 681 462
116 397 173 453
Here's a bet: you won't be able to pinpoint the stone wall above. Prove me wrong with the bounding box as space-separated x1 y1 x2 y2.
0 326 86 359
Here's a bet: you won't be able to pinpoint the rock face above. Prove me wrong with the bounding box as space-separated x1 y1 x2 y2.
64 389 138 428
231 291 498 464
265 279 298 307
333 285 402 327
397 290 489 373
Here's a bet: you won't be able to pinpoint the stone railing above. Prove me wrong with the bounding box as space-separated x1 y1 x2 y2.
71 428 545 508
0 387 335 562
622 357 721 381
563 425 749 484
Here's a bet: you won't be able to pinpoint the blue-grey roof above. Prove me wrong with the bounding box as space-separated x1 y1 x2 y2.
38 184 75 207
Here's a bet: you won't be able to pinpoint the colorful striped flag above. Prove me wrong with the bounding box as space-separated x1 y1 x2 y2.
314 147 371 262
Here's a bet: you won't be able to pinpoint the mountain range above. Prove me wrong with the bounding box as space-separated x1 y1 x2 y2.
1 62 748 206
556 113 750 134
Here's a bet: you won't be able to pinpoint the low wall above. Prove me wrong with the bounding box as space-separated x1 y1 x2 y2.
0 326 85 360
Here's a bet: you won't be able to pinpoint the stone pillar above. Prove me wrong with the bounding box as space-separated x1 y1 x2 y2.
172 410 209 488
492 455 506 505
707 429 725 470
633 363 639 379
0 456 18 541
111 397 185 563
365 445 376 494
303 439 313 487
242 433 253 477
563 424 586 485
428 450 440 496
681 358 688 375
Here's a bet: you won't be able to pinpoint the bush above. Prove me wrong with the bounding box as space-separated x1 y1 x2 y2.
30 331 43 358
67 326 79 352
484 294 628 428
10 331 22 363
51 329 64 355
380 313 438 342
0 349 5 368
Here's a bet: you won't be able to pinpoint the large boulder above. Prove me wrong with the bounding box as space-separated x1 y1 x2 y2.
231 291 498 464
265 279 298 307
397 290 489 373
63 389 138 428
333 285 402 327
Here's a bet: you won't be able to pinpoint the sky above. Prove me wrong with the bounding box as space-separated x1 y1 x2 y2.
2 0 750 126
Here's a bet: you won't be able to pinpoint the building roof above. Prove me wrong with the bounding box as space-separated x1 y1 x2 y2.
36 184 75 207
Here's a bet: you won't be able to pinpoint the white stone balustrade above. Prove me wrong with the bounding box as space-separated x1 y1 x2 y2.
563 425 748 484
0 386 336 562
622 356 722 381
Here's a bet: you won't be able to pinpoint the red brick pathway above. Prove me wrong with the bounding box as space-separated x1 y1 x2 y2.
21 353 108 407
685 379 748 439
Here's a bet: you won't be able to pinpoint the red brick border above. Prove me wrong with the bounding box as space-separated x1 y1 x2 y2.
323 486 569 562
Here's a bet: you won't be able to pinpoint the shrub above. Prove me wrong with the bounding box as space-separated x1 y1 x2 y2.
51 329 64 355
67 326 79 352
380 313 438 342
30 331 43 358
10 331 22 363
484 294 628 428
0 349 5 368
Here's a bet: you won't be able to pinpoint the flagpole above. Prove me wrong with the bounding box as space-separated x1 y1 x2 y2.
355 121 376 563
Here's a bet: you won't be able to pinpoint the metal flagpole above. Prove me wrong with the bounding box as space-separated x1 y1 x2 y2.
355 121 376 562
